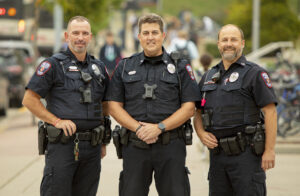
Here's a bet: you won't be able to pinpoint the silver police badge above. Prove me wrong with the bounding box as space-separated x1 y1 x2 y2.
229 72 239 82
167 64 176 74
91 64 101 76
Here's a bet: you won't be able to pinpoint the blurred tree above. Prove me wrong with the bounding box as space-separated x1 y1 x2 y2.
226 0 300 51
40 0 123 34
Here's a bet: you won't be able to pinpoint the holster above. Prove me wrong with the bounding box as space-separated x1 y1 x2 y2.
120 127 129 146
182 119 193 145
91 125 105 146
38 121 47 155
251 130 265 156
201 109 213 129
47 125 62 143
219 136 242 156
102 116 112 145
245 123 265 156
112 125 122 159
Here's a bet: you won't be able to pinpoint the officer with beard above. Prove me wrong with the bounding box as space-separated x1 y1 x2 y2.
193 24 277 196
22 16 109 196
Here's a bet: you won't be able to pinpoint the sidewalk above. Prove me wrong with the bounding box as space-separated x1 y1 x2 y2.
0 110 300 195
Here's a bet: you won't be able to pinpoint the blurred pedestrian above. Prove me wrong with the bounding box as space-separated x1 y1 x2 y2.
99 31 122 77
168 30 199 66
196 53 213 79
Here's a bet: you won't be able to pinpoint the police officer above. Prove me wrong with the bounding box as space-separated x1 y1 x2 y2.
22 16 109 196
107 13 201 196
193 24 277 195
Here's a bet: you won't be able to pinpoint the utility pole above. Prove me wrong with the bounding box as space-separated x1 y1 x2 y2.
157 0 163 12
252 0 260 52
53 2 63 53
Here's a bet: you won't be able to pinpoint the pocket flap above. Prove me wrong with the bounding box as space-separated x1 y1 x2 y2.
160 75 178 84
202 84 217 91
65 71 81 80
123 75 142 83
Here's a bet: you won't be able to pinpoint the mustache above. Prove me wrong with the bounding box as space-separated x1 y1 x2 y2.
224 46 236 50
75 40 86 45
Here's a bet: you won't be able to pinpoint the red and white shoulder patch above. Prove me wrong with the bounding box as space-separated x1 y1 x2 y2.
185 64 195 80
261 72 272 88
36 61 51 76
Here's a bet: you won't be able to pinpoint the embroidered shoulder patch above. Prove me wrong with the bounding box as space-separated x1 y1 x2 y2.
261 72 272 88
36 61 51 76
185 64 195 80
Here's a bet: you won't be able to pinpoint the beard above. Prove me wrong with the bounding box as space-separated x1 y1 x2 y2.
220 46 242 61
70 41 88 53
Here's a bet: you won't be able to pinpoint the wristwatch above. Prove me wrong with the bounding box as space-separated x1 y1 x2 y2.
158 122 166 133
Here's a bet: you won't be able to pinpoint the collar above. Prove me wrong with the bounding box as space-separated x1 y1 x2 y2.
65 47 90 65
137 47 171 65
217 55 247 71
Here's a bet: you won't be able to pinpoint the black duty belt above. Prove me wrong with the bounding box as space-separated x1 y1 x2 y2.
209 133 251 156
209 126 247 139
127 127 184 146
128 129 181 142
74 132 92 141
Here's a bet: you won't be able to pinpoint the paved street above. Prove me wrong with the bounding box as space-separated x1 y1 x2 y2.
0 108 300 196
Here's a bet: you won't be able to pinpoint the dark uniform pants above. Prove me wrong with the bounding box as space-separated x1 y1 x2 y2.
208 146 266 196
119 138 190 196
41 141 101 196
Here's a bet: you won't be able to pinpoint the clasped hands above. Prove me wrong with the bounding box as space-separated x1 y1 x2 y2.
135 122 162 144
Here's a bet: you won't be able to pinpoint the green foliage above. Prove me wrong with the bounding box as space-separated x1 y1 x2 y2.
162 0 234 23
226 0 300 50
40 0 123 34
205 42 220 58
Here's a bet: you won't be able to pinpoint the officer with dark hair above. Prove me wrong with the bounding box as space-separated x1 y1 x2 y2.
194 24 277 195
22 16 110 196
107 13 201 196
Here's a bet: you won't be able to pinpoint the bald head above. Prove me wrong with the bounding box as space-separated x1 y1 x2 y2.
218 24 244 41
67 16 91 32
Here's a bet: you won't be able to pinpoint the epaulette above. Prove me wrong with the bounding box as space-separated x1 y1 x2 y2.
52 52 68 60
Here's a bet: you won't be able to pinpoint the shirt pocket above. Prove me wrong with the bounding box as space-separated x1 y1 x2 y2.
64 71 82 91
122 74 143 99
220 79 243 104
157 74 179 100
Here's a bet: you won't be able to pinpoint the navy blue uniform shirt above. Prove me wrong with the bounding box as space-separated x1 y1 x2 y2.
107 48 201 123
26 48 109 131
196 55 277 131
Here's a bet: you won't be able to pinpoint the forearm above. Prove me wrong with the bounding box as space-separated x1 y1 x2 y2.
22 89 59 125
162 102 195 131
108 101 140 132
262 103 277 151
102 101 109 116
193 109 206 138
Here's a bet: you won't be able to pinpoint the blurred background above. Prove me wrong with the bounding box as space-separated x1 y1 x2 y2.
0 0 300 195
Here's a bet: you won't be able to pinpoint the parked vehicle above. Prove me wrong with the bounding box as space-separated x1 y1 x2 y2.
0 66 9 116
0 49 28 107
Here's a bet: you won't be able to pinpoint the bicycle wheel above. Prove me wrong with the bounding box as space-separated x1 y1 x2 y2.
277 106 300 137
